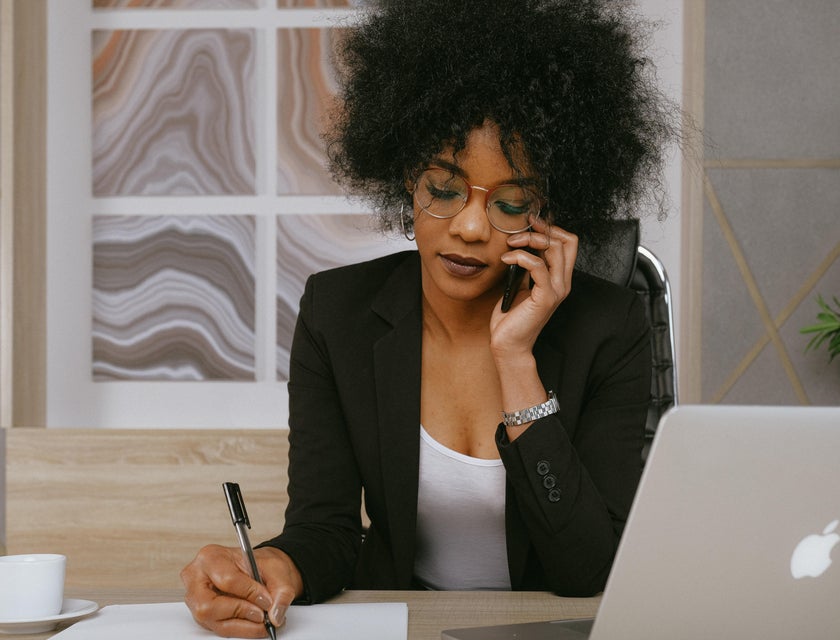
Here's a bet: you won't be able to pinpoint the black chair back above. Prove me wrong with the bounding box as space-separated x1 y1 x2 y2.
575 219 678 463
575 219 640 288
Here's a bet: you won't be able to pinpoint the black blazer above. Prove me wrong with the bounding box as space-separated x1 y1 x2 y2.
262 251 651 602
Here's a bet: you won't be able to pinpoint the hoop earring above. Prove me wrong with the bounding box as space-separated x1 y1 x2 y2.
400 203 415 241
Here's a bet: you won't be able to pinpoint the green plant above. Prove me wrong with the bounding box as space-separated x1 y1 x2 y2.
800 295 840 362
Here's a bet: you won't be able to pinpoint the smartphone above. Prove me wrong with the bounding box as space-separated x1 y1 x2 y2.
501 247 537 312
501 264 526 312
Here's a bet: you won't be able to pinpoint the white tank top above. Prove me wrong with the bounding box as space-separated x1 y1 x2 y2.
414 426 511 590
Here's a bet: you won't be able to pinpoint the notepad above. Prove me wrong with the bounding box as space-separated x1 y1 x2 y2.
52 601 408 639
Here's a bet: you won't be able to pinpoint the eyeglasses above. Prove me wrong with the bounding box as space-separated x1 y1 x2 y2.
410 167 543 234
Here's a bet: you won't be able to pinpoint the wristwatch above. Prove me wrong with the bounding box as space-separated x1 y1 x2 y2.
502 390 560 427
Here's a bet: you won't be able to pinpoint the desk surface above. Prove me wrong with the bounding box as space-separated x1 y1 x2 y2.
8 588 600 640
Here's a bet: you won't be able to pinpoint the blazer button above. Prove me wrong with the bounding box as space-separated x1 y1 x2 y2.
548 488 562 503
542 474 557 489
536 460 551 476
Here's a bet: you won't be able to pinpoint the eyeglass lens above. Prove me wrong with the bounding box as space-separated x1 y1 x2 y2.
413 168 540 233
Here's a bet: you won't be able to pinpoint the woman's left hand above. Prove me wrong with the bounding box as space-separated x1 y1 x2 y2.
489 217 578 358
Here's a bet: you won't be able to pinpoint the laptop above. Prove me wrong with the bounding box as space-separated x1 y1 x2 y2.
442 404 840 640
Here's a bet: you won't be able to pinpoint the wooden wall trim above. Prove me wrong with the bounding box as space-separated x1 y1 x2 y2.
0 0 14 427
11 0 47 427
0 427 6 553
679 0 705 403
6 428 290 588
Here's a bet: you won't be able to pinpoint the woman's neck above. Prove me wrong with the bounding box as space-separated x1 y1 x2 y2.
421 288 497 345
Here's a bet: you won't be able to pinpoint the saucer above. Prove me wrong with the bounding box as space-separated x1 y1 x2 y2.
0 599 99 634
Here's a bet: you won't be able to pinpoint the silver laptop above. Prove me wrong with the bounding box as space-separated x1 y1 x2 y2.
442 404 840 640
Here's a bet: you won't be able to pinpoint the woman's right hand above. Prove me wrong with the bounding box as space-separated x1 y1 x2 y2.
181 544 304 638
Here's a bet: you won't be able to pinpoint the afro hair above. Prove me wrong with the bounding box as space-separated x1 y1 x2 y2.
325 0 679 247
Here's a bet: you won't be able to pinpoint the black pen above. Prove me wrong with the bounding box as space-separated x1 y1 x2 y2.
223 482 277 640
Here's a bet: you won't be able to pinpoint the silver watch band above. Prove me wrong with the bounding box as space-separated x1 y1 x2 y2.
502 390 560 427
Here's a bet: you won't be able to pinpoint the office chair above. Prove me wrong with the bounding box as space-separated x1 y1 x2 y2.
575 219 678 463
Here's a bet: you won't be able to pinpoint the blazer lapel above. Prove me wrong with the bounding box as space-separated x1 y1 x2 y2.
371 253 423 587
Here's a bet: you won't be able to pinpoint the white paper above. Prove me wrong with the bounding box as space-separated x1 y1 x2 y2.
51 601 408 640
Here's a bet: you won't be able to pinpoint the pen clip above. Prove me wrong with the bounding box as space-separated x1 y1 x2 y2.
223 481 251 529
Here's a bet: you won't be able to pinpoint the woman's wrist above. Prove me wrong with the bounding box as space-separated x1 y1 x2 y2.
495 357 550 425
491 348 537 377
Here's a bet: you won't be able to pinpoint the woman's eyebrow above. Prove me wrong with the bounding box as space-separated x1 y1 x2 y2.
428 159 540 188
427 159 464 176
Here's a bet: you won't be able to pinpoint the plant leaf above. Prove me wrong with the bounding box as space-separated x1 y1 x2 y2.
801 295 840 362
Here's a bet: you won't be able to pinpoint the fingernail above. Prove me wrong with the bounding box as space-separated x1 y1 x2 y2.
272 605 287 626
248 608 265 623
256 594 271 610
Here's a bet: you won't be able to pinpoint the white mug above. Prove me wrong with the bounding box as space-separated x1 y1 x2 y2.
0 554 66 620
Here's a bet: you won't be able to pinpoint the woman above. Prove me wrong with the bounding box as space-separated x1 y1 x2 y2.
182 1 675 636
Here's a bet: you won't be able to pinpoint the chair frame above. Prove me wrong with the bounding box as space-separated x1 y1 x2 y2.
637 245 679 405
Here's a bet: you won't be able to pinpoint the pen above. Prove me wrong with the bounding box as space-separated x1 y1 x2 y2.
223 482 277 640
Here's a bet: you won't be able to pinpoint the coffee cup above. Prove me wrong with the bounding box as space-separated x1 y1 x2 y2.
0 554 66 620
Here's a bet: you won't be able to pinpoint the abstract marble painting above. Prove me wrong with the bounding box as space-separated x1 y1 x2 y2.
277 1 357 6
93 215 257 381
92 29 256 196
94 1 259 9
276 28 344 195
276 213 414 380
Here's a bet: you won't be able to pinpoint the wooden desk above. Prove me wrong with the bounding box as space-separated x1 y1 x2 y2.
8 588 600 640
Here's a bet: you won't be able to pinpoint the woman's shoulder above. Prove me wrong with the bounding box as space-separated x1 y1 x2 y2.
569 269 639 303
309 250 416 288
301 250 419 315
550 269 647 335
